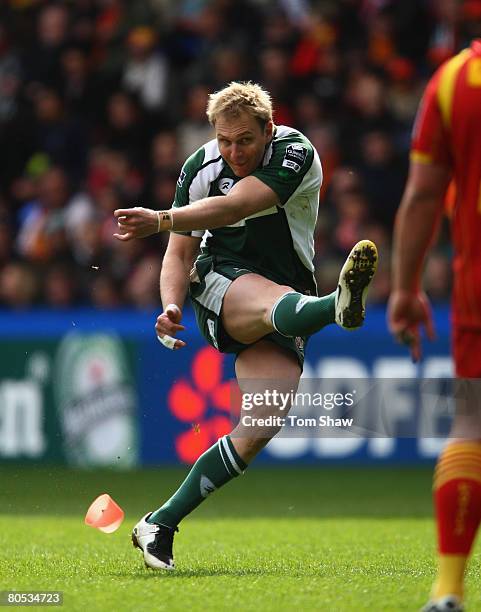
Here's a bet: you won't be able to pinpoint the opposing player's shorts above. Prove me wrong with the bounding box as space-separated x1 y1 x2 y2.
189 254 308 368
453 327 481 378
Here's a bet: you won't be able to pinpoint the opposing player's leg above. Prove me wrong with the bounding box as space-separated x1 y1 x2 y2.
422 330 481 612
221 239 378 345
133 340 300 570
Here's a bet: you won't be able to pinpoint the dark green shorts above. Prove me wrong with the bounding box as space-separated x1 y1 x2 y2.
189 255 308 368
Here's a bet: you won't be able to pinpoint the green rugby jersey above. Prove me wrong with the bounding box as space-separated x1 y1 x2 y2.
172 125 322 294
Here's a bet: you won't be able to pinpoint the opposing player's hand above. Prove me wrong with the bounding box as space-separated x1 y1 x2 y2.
155 304 186 350
113 207 159 241
387 290 435 362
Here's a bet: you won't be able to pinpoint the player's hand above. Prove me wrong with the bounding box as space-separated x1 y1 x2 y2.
155 304 186 350
387 289 435 362
113 206 159 241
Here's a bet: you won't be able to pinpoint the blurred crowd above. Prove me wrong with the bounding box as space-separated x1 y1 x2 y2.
1 0 479 310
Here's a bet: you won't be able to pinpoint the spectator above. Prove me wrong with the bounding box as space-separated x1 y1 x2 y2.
257 45 294 125
89 273 123 309
32 86 88 181
43 263 78 308
0 22 22 123
16 166 93 264
213 46 248 85
177 84 214 160
122 26 167 112
22 3 70 87
150 130 181 175
101 90 147 167
424 251 452 302
125 253 162 309
333 191 370 253
342 70 399 162
0 220 14 269
87 147 142 199
356 129 408 230
0 1 467 309
0 261 38 309
60 45 99 121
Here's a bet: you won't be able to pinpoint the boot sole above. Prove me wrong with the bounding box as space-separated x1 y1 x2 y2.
336 240 378 329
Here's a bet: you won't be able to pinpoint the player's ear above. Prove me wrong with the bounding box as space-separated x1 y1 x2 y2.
264 120 274 140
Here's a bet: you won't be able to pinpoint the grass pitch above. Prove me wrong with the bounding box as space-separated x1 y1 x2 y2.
1 466 480 611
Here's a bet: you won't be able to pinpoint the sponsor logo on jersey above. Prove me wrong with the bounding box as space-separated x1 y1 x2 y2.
282 144 308 173
218 177 234 194
177 169 186 187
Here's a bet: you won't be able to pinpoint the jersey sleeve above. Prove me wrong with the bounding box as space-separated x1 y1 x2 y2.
171 147 206 237
252 134 315 205
410 68 451 166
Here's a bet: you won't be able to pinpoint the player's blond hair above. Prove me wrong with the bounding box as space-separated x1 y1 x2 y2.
206 81 273 127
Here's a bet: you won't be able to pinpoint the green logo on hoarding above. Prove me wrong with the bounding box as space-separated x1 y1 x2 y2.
55 333 138 468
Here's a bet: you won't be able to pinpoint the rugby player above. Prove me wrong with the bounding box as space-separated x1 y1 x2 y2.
389 39 481 612
114 81 378 571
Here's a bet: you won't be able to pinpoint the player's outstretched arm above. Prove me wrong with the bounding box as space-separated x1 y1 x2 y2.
113 177 279 241
170 176 278 230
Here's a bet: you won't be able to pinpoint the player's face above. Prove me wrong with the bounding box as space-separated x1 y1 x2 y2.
215 111 273 178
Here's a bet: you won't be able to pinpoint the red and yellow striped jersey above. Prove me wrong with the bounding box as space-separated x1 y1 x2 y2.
411 39 481 328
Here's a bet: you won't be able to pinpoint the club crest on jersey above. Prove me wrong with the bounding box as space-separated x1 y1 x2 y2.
282 144 308 173
177 169 186 187
218 177 234 194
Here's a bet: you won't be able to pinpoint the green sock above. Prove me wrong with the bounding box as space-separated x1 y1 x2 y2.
148 435 247 528
271 291 336 337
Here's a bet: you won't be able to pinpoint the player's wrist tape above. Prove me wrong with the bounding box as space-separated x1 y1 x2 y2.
157 334 176 350
156 210 175 233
